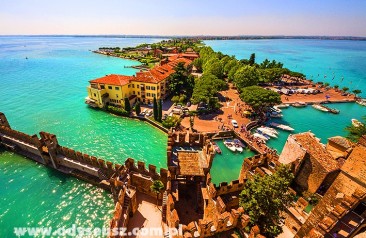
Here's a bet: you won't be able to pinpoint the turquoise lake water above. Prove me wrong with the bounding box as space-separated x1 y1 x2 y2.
205 39 366 151
1 37 366 236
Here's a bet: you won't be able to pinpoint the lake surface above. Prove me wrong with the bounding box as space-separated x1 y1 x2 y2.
1 36 365 236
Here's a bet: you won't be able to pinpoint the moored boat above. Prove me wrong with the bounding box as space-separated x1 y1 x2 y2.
356 99 366 106
292 102 307 107
257 127 278 138
275 104 290 108
233 139 246 148
352 119 364 127
312 104 329 112
212 141 222 154
253 133 268 141
235 143 243 153
269 122 294 131
223 140 236 152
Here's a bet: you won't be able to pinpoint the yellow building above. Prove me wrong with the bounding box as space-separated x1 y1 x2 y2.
85 56 192 108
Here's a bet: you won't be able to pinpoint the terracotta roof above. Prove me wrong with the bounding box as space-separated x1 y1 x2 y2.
293 132 339 172
328 136 353 149
341 144 366 184
89 74 132 86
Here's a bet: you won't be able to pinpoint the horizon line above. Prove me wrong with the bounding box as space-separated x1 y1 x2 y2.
0 34 366 39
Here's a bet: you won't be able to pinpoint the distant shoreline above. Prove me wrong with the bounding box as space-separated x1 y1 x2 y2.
1 35 366 41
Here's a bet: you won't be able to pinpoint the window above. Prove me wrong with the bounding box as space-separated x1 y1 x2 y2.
116 94 118 98
152 93 156 97
132 84 135 88
137 85 139 88
147 93 151 97
146 86 150 90
157 86 159 90
128 85 131 88
100 85 105 89
115 87 119 90
94 93 96 97
151 86 156 90
133 91 135 95
108 86 112 90
138 92 140 95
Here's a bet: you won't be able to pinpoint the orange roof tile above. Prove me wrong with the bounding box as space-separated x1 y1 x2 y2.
294 132 339 172
328 136 353 149
89 74 132 86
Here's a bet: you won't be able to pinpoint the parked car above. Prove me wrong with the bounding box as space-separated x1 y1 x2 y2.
231 119 239 128
146 110 153 117
140 108 148 116
186 101 191 107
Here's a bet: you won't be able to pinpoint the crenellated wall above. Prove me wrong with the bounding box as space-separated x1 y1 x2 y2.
214 179 245 196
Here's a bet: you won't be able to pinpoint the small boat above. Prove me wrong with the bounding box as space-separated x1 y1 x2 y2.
212 141 222 154
235 143 243 153
269 122 294 131
312 104 329 112
275 104 290 108
259 126 278 134
224 140 236 152
271 106 282 113
257 127 278 138
234 139 246 148
292 102 307 107
269 112 283 118
253 133 268 142
356 99 366 106
352 119 364 127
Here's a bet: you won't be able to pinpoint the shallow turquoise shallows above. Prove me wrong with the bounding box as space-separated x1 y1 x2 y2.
1 37 366 236
0 36 168 237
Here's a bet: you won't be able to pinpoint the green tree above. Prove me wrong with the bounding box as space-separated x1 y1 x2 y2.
191 74 227 105
192 58 203 72
239 165 295 237
352 89 362 97
233 66 259 89
124 97 131 113
228 65 240 82
153 97 158 120
342 87 349 92
150 180 164 206
324 82 330 87
135 101 141 115
345 116 366 142
171 95 180 104
162 116 181 129
168 62 194 96
249 53 256 66
224 59 239 76
334 85 339 90
240 86 281 111
205 60 224 79
158 99 163 122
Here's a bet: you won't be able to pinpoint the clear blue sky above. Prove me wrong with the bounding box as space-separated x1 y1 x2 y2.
1 0 365 36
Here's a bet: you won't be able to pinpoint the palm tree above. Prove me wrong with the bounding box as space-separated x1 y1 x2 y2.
150 180 164 206
352 89 362 98
342 87 349 93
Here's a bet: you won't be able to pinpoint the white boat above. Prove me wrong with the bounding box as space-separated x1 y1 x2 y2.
312 104 329 112
269 112 283 118
269 122 294 131
272 106 282 113
224 140 236 152
352 119 364 127
253 133 269 141
356 100 366 106
257 127 278 138
276 104 290 108
260 126 279 134
234 143 243 153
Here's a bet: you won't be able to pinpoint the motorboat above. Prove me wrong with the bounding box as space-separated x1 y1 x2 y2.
235 143 243 153
259 126 278 134
234 139 246 148
269 122 294 131
356 99 366 106
212 141 222 154
269 112 283 118
223 140 236 152
292 102 307 108
275 104 290 108
253 133 269 141
312 104 329 112
352 119 364 127
257 127 278 138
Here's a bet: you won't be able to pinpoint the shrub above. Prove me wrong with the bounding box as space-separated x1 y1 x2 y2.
162 116 181 129
107 105 130 117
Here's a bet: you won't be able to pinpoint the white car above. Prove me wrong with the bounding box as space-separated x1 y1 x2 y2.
231 119 239 128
